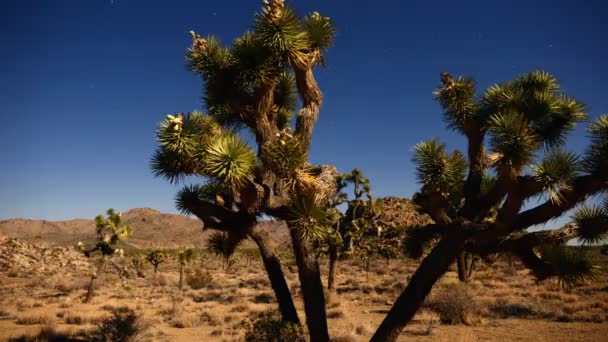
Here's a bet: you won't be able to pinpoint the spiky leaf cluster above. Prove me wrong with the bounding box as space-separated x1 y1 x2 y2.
572 203 608 244
539 245 599 289
412 139 467 197
531 150 579 204
581 115 608 175
206 231 242 262
178 249 194 266
78 208 132 257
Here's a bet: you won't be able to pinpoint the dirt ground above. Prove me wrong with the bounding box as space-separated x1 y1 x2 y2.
1 247 607 341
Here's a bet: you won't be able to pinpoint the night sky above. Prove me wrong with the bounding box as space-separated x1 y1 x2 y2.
1 0 607 220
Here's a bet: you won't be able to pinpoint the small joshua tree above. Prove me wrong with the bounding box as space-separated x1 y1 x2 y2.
77 208 132 303
131 254 147 278
177 248 194 290
372 71 608 341
146 249 167 275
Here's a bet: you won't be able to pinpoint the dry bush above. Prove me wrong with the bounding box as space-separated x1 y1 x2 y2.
253 293 274 304
171 312 200 328
8 324 86 342
54 279 87 294
426 282 478 324
16 312 55 325
200 311 220 326
92 306 151 342
243 310 304 342
186 269 213 290
63 311 102 325
327 309 345 319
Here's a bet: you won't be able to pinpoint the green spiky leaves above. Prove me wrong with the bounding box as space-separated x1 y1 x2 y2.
302 11 335 51
412 139 467 197
178 249 194 265
582 115 608 176
262 134 308 181
488 112 539 172
531 150 579 204
434 75 477 134
152 112 223 183
539 245 599 289
187 34 230 79
206 231 242 261
82 209 132 257
204 134 257 190
289 194 333 242
254 5 309 55
572 204 608 244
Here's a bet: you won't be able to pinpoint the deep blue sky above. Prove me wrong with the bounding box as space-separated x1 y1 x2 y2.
1 0 607 220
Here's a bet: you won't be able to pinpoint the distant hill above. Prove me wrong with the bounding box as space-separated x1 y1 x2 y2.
0 208 287 249
0 197 427 249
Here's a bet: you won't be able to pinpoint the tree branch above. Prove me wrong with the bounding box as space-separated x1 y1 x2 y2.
513 175 607 231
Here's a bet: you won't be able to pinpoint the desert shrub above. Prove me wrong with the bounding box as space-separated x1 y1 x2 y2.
490 298 536 318
92 306 149 342
8 325 83 342
7 270 19 277
426 282 477 324
244 310 305 342
326 309 345 319
16 313 54 325
186 269 213 290
253 293 274 304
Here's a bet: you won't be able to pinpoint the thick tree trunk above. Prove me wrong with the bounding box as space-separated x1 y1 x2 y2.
249 228 300 326
457 251 468 282
179 264 184 291
85 260 105 303
327 243 338 293
289 228 329 342
371 233 466 342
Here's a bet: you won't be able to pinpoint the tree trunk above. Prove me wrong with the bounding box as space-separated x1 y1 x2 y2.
371 233 466 342
508 254 514 268
456 251 468 282
289 227 329 342
249 228 300 326
179 264 184 291
467 255 476 279
85 260 105 303
154 265 158 274
327 243 338 293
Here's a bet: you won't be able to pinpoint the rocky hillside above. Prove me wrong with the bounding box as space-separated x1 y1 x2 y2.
0 233 90 274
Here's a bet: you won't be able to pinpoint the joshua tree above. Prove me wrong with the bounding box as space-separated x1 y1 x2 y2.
77 208 132 303
146 249 167 274
131 254 147 278
371 71 608 341
177 248 194 290
150 1 336 337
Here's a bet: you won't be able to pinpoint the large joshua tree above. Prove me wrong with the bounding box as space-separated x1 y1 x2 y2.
371 71 608 341
150 1 336 339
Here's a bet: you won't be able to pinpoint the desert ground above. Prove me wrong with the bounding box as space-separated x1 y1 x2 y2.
1 230 607 342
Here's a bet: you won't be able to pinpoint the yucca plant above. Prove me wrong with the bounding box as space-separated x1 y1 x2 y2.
150 1 336 337
146 249 167 275
177 248 194 290
76 208 132 303
372 71 608 341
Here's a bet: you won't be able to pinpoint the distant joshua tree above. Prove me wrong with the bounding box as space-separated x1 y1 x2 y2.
177 248 194 290
150 0 336 337
372 71 608 341
146 249 167 274
77 208 132 303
